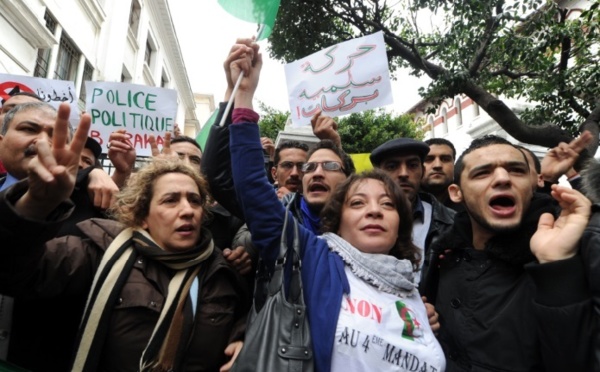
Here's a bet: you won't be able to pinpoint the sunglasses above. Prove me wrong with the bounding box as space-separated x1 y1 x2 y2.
277 161 305 171
301 161 344 173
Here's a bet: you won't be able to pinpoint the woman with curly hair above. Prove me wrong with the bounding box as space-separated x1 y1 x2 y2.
0 103 248 371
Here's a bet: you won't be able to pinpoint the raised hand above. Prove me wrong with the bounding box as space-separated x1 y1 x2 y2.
108 130 136 173
149 132 177 160
16 102 91 219
311 109 342 148
230 41 263 110
540 131 593 183
530 185 592 263
224 38 258 101
260 137 275 161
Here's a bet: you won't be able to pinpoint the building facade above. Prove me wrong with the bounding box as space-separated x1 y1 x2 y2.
0 0 198 133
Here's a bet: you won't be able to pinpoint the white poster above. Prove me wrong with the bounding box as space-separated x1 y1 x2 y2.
85 81 178 156
0 73 80 125
284 31 393 127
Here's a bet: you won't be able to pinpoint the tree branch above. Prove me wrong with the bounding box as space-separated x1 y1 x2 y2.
468 15 501 76
489 68 540 79
462 80 574 147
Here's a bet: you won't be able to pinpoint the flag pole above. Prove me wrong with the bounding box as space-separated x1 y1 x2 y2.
219 24 266 127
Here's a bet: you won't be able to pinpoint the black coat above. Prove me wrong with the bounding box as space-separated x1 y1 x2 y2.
434 193 594 371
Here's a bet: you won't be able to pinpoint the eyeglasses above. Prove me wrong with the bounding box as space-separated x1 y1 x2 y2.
277 161 305 171
301 161 344 173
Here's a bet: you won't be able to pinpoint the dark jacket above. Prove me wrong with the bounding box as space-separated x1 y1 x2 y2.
434 194 593 371
0 183 249 371
1 169 106 371
202 102 245 220
581 160 600 371
418 192 455 300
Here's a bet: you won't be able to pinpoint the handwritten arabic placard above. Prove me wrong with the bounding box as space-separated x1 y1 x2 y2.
284 31 393 127
0 73 81 125
85 81 177 156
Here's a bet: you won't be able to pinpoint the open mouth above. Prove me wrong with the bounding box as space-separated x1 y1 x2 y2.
489 195 516 214
308 183 328 193
176 224 195 233
24 147 37 157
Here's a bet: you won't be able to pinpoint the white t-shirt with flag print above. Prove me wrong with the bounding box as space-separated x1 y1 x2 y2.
331 267 446 372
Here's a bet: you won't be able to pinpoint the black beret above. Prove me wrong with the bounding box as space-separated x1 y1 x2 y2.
85 137 102 160
370 138 430 166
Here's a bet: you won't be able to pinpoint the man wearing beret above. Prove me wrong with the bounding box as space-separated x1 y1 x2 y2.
370 137 455 298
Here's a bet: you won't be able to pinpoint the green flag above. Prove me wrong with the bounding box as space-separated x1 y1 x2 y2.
217 0 281 40
196 109 219 151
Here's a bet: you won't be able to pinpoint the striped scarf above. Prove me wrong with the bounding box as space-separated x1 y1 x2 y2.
72 227 214 372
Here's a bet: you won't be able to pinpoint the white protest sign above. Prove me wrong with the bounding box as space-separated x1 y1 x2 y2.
284 31 393 127
0 73 80 125
85 81 177 156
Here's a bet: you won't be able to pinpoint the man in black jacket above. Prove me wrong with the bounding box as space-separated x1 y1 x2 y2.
370 137 456 297
434 135 594 371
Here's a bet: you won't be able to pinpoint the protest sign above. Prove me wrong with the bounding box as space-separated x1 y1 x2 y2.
85 81 177 156
0 73 80 125
284 31 393 127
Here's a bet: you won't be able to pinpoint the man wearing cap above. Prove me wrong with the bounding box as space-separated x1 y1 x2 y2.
370 137 455 296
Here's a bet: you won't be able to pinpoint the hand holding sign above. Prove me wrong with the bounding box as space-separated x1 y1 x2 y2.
285 31 392 126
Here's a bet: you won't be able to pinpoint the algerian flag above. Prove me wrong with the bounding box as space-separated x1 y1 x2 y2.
217 0 281 40
196 109 219 151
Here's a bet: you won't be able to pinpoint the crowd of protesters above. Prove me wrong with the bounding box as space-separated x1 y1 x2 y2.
0 37 597 372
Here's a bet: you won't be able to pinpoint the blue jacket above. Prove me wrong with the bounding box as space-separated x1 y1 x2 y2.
230 122 350 372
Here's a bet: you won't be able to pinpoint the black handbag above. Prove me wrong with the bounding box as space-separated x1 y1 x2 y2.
231 206 313 372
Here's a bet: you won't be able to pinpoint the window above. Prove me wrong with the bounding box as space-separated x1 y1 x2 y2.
454 97 463 127
34 11 57 78
129 0 141 37
79 62 94 108
440 108 448 135
121 66 132 83
54 33 80 81
144 39 153 66
472 102 480 117
427 115 434 137
161 70 169 88
43 10 57 33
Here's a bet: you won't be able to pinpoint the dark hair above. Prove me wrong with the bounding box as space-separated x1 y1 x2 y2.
516 145 541 174
273 141 309 165
424 138 457 159
454 135 528 185
307 140 355 176
171 135 202 152
320 170 420 269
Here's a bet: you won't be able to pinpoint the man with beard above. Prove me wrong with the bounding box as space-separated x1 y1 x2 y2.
370 137 455 295
434 135 594 371
422 138 459 210
271 141 309 199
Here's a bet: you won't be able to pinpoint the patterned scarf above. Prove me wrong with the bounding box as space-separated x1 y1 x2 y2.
321 233 417 298
72 227 214 372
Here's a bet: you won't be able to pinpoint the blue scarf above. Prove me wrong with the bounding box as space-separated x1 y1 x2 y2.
0 173 19 192
300 197 321 235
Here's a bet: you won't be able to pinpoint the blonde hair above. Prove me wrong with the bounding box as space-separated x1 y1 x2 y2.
108 159 211 227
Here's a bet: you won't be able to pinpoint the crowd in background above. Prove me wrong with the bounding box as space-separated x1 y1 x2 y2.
0 38 597 372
